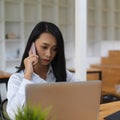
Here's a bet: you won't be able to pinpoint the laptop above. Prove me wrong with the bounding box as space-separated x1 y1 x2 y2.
25 80 101 120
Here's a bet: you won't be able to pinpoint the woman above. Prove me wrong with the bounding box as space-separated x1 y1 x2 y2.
6 21 79 120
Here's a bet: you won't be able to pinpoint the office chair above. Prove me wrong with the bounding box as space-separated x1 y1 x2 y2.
0 98 10 120
102 94 120 103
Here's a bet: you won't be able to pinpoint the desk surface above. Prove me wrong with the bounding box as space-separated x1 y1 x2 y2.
0 70 11 79
99 101 120 120
68 68 102 73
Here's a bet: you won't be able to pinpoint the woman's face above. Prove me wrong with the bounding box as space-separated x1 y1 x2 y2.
35 33 57 66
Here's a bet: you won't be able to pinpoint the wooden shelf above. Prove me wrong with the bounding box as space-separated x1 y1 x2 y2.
68 68 102 80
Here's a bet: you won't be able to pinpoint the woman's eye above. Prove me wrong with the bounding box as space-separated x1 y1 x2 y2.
53 48 57 51
42 46 48 49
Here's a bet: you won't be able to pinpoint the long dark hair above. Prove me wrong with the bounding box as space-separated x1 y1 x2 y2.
17 21 66 82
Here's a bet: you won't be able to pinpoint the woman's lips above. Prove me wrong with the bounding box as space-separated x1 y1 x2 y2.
43 59 50 62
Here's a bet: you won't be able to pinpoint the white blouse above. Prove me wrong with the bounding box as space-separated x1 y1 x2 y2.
6 67 79 120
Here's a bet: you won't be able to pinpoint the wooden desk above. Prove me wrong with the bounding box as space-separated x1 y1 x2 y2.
0 70 11 103
0 70 11 86
91 64 120 96
99 101 120 120
68 68 102 80
0 70 11 78
87 68 102 80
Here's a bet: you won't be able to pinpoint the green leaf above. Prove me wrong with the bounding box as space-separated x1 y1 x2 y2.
15 104 52 120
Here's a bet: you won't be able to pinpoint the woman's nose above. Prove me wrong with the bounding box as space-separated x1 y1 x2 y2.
46 49 51 57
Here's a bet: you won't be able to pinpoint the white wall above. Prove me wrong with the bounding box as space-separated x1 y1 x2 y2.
101 41 120 56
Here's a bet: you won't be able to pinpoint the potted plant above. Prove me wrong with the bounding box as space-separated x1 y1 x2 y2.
15 105 52 120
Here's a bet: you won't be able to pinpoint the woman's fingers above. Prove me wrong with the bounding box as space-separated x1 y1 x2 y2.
26 55 38 66
32 56 39 66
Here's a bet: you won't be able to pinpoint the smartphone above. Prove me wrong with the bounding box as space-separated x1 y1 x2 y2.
30 42 36 55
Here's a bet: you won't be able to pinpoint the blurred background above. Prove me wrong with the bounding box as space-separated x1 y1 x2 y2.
0 0 120 73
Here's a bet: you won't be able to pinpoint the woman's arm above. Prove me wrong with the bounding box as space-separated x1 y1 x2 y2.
6 73 32 120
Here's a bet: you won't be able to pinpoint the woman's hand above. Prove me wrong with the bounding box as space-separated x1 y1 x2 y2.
24 49 39 80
